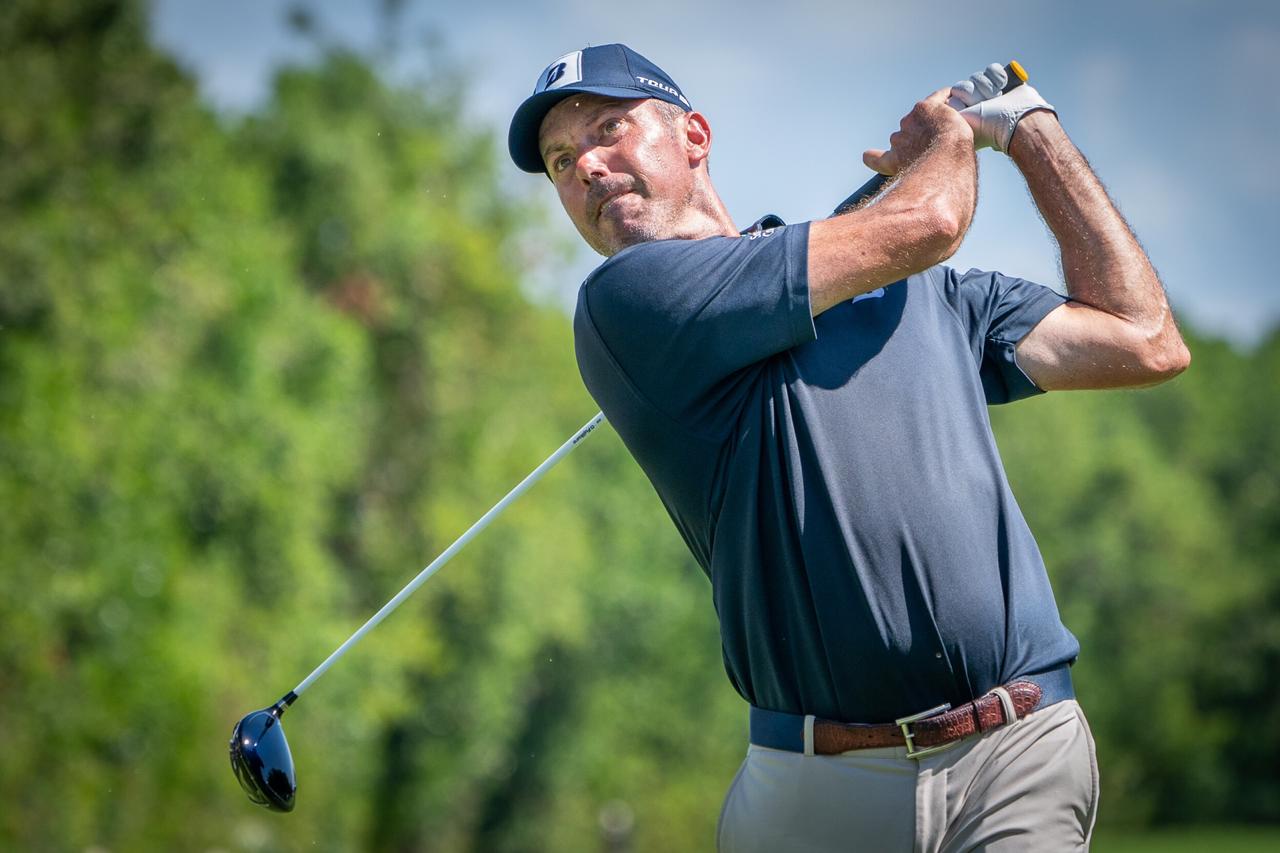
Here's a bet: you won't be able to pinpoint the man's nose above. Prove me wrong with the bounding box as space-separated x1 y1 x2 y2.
575 148 609 185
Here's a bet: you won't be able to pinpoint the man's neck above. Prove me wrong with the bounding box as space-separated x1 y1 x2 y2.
676 183 738 240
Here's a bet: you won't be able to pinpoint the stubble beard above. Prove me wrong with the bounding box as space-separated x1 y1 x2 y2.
592 183 697 257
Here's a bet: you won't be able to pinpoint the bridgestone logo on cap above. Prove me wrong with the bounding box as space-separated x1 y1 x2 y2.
635 75 689 106
541 51 583 91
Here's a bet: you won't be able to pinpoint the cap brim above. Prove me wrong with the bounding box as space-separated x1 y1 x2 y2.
507 85 656 174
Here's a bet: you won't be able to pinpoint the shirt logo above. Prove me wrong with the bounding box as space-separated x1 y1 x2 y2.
850 288 885 304
541 51 583 91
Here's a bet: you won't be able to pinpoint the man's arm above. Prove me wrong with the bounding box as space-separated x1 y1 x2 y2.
1008 112 1191 389
807 88 977 317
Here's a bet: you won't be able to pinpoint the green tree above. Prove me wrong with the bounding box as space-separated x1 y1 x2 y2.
0 0 371 848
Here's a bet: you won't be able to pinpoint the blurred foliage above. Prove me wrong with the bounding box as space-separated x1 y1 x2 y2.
0 1 1276 850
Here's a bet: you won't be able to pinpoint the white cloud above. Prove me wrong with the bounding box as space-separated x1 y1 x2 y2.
1218 25 1280 196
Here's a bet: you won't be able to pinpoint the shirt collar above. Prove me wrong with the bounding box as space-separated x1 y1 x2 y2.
741 214 786 236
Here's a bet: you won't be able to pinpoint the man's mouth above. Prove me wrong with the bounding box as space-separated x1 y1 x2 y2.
595 189 631 221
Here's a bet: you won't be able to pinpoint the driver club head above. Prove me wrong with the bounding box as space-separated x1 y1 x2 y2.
229 696 297 812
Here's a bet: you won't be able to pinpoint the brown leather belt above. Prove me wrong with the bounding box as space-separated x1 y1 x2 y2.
749 666 1073 758
812 680 1042 756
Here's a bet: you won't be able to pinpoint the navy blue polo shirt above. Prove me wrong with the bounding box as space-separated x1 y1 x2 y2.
573 216 1080 723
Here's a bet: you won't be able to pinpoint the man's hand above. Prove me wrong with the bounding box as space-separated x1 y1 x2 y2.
862 88 975 176
947 63 1010 110
948 64 1055 152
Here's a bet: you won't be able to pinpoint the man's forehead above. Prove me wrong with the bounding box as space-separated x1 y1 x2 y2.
539 95 642 147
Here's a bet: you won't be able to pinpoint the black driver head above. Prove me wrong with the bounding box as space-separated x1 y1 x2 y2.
229 695 297 812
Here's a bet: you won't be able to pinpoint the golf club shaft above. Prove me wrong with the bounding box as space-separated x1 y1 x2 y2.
286 411 607 701
831 60 1027 216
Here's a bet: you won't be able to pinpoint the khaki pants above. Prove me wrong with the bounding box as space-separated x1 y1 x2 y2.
718 699 1099 852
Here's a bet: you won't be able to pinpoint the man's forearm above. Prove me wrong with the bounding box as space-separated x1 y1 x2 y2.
1009 112 1181 342
807 134 976 315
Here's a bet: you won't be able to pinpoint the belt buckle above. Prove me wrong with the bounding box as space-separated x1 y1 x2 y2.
895 703 956 760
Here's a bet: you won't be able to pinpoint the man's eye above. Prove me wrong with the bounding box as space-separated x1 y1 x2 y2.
601 118 621 135
553 154 572 173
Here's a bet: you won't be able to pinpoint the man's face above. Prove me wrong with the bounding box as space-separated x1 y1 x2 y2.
538 95 694 256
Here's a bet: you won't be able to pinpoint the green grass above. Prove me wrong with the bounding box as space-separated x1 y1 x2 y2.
1093 826 1280 852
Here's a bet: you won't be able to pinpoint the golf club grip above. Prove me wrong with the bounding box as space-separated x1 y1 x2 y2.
831 61 1027 216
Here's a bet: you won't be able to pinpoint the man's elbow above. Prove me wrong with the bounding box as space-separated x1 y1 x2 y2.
920 201 969 264
1137 329 1191 384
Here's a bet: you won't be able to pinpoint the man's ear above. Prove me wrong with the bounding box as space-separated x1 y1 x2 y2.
684 111 712 166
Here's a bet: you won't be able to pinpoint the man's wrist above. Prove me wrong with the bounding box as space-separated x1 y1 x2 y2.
1008 110 1062 162
921 123 977 167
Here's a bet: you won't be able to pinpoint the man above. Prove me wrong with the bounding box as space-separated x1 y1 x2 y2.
508 44 1187 851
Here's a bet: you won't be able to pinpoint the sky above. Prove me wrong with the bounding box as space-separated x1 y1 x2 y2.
150 0 1279 345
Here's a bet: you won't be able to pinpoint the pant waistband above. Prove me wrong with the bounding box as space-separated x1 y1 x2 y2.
749 664 1075 755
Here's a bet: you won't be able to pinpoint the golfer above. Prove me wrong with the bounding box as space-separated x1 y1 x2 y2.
509 44 1187 851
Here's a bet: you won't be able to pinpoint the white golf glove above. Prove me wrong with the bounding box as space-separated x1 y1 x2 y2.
948 63 1055 153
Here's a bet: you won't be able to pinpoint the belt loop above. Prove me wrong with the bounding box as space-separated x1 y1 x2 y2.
803 715 816 756
991 686 1018 725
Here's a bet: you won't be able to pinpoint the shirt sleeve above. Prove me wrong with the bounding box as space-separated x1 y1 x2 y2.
934 266 1069 404
575 223 815 432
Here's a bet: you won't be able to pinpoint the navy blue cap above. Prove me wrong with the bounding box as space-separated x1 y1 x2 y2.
508 44 692 174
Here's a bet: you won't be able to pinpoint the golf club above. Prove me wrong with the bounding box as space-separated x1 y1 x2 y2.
230 411 606 812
